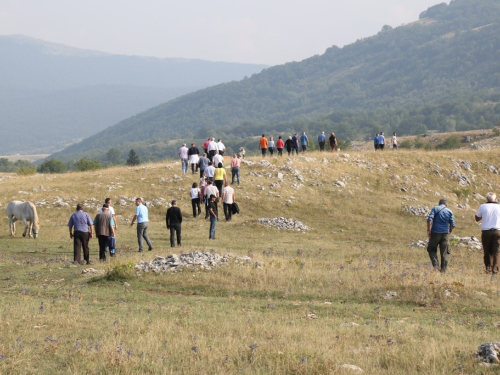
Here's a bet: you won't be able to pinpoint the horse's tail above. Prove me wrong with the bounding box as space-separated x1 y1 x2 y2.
28 202 39 229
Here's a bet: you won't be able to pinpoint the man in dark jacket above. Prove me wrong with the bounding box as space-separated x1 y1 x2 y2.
93 205 115 262
188 143 200 174
166 200 183 247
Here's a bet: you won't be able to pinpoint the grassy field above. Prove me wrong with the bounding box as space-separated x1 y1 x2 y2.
1 147 500 374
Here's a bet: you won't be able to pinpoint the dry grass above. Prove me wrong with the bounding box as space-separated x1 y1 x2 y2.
1 146 500 374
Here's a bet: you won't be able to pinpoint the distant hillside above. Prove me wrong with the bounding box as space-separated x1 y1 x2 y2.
0 35 267 154
53 0 500 163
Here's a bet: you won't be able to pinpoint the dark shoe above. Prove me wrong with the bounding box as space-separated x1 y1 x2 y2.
138 250 143 253
148 247 153 251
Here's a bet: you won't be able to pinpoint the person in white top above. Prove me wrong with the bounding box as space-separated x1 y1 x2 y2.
212 151 223 167
98 197 117 229
203 162 215 182
178 143 189 174
222 182 235 221
217 139 226 156
475 192 500 274
268 136 275 156
208 138 218 161
392 132 398 150
189 182 202 217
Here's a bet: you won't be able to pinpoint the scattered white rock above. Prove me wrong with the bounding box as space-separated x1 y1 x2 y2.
384 291 398 299
402 206 430 216
258 217 309 231
340 364 364 373
478 342 500 363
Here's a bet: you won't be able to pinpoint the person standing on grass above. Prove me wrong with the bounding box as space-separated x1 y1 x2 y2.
198 153 210 179
98 198 117 229
392 132 398 150
329 132 337 152
259 134 268 157
166 200 182 247
208 194 218 240
475 192 500 275
378 132 385 150
214 162 227 196
189 182 202 217
204 161 215 183
203 138 210 155
276 136 284 156
212 150 223 167
374 133 380 151
68 204 94 265
300 131 309 153
130 197 153 252
94 205 115 261
231 154 241 185
426 198 455 273
222 181 235 221
203 180 219 220
284 136 293 156
292 133 299 155
188 143 200 174
268 136 275 156
178 143 189 174
217 139 226 157
318 131 326 151
208 137 218 161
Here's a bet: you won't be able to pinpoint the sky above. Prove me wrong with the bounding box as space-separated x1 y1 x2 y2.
0 0 444 65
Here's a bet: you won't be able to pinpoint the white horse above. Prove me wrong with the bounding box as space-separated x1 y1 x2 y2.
6 201 39 238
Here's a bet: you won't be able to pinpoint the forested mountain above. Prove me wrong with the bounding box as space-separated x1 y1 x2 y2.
54 0 500 162
0 35 267 154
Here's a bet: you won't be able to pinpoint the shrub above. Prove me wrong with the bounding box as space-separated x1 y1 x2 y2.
17 166 37 176
75 157 101 171
39 158 67 173
452 187 470 198
436 135 461 150
399 140 413 149
107 261 136 281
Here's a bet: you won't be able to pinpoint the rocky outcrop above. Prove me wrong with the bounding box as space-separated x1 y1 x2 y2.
258 217 309 231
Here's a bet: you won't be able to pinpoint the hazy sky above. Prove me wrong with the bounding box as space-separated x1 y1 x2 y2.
0 0 444 65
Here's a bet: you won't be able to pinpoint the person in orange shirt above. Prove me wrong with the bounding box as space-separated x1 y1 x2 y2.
259 134 268 157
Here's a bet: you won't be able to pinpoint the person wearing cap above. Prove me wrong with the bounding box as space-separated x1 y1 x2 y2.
68 204 94 264
208 194 218 239
426 198 455 273
94 204 115 261
166 200 182 247
130 197 153 252
475 192 500 274
318 131 326 151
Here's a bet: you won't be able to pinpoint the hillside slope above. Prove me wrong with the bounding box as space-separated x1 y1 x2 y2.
0 35 267 154
55 0 500 161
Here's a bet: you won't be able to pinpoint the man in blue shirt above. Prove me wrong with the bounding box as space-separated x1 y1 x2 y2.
300 131 309 153
426 198 455 272
130 197 153 252
291 133 299 155
68 204 94 264
318 132 326 151
374 133 379 151
378 132 386 150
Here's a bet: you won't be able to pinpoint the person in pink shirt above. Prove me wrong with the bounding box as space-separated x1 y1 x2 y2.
276 136 285 157
203 138 210 155
231 154 241 185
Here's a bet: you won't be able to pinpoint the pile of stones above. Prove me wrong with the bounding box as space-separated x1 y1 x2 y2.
402 205 430 216
135 252 263 273
478 342 500 363
410 235 482 251
258 217 309 231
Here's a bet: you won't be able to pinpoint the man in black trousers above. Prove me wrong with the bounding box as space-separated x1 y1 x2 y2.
166 200 182 247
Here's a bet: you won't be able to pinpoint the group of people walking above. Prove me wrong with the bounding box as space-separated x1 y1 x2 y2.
259 131 338 157
374 132 398 150
426 193 500 275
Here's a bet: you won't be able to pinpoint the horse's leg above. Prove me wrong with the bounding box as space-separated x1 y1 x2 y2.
11 217 18 236
22 218 28 237
28 220 33 238
8 216 13 236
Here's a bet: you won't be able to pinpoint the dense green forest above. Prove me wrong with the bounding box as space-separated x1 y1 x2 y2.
52 0 500 163
0 35 267 154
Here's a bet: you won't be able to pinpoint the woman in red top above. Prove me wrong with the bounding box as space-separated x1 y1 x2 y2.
276 136 285 156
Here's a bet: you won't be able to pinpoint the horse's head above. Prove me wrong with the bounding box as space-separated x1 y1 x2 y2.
33 222 39 239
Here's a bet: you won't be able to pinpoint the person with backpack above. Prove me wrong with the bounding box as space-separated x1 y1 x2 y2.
426 198 455 273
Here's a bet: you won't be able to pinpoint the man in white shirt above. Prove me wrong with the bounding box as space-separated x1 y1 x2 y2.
212 151 223 167
98 198 117 229
208 138 218 161
222 182 235 221
203 180 219 220
203 162 215 182
217 139 226 156
475 192 500 274
178 143 189 174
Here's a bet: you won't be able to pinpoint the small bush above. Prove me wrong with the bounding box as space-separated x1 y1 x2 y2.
436 135 461 150
17 166 37 176
107 261 136 281
452 187 470 198
399 140 413 149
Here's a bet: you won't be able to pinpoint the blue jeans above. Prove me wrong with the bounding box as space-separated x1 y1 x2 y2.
209 216 217 239
181 158 188 174
232 167 240 185
137 221 153 251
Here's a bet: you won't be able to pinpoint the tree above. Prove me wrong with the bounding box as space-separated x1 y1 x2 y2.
39 158 67 173
106 148 122 165
126 149 140 166
75 157 101 171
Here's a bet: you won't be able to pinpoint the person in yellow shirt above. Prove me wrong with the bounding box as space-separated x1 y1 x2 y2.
214 162 227 196
259 134 268 157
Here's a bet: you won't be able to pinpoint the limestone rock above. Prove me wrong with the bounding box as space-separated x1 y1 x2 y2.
258 217 309 231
